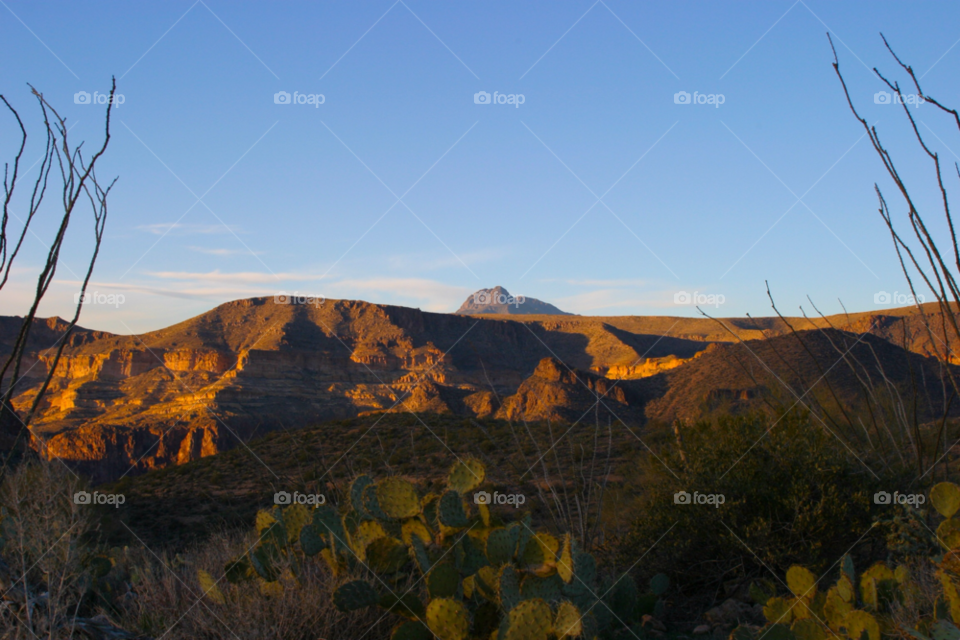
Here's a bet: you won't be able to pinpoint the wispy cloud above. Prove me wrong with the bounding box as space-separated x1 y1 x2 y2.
145 270 311 283
188 246 262 256
543 277 650 288
57 272 472 313
138 222 243 235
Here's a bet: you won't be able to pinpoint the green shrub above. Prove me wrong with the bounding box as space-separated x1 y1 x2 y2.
622 413 893 591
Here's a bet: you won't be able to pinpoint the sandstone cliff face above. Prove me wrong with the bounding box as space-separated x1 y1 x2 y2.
8 298 696 481
496 357 643 424
5 297 947 483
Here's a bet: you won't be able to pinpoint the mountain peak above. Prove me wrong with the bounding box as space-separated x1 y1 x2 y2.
454 286 571 315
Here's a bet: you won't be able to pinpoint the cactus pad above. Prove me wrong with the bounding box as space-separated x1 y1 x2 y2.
650 573 670 596
426 597 470 640
500 564 522 612
487 527 519 566
350 475 375 517
299 523 327 556
428 562 461 598
362 482 390 521
608 574 639 622
366 536 409 573
410 533 433 574
931 620 960 640
792 619 827 640
312 505 347 546
198 569 225 605
352 520 388 562
520 573 563 604
459 534 488 576
376 477 422 519
504 598 552 640
447 457 486 494
379 591 426 620
844 610 880 640
940 519 960 550
554 601 583 638
476 565 499 601
250 543 281 582
402 519 433 547
333 579 379 611
255 508 277 534
824 589 853 630
224 556 252 584
391 620 431 640
787 566 817 598
281 503 310 542
557 534 574 583
933 483 960 519
764 597 794 625
515 516 533 557
522 531 559 573
438 490 468 528
763 624 797 640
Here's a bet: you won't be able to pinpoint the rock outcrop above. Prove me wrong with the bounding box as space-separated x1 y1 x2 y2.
4 297 953 483
455 286 571 315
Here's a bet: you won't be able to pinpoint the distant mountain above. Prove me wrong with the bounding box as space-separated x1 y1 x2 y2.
455 286 571 315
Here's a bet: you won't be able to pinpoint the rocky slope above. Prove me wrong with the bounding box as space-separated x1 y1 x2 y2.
3 297 956 482
455 286 571 315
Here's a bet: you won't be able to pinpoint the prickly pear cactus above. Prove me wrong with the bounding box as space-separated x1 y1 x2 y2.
755 557 899 640
228 457 652 640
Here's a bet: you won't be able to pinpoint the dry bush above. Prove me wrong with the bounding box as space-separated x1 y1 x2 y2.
116 529 395 640
0 460 100 640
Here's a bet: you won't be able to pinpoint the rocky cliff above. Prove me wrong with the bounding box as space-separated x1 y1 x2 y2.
4 297 953 483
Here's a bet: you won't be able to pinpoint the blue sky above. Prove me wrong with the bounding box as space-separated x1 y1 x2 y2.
2 1 959 333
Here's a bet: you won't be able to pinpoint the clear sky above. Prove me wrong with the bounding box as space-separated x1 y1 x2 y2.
2 1 959 334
